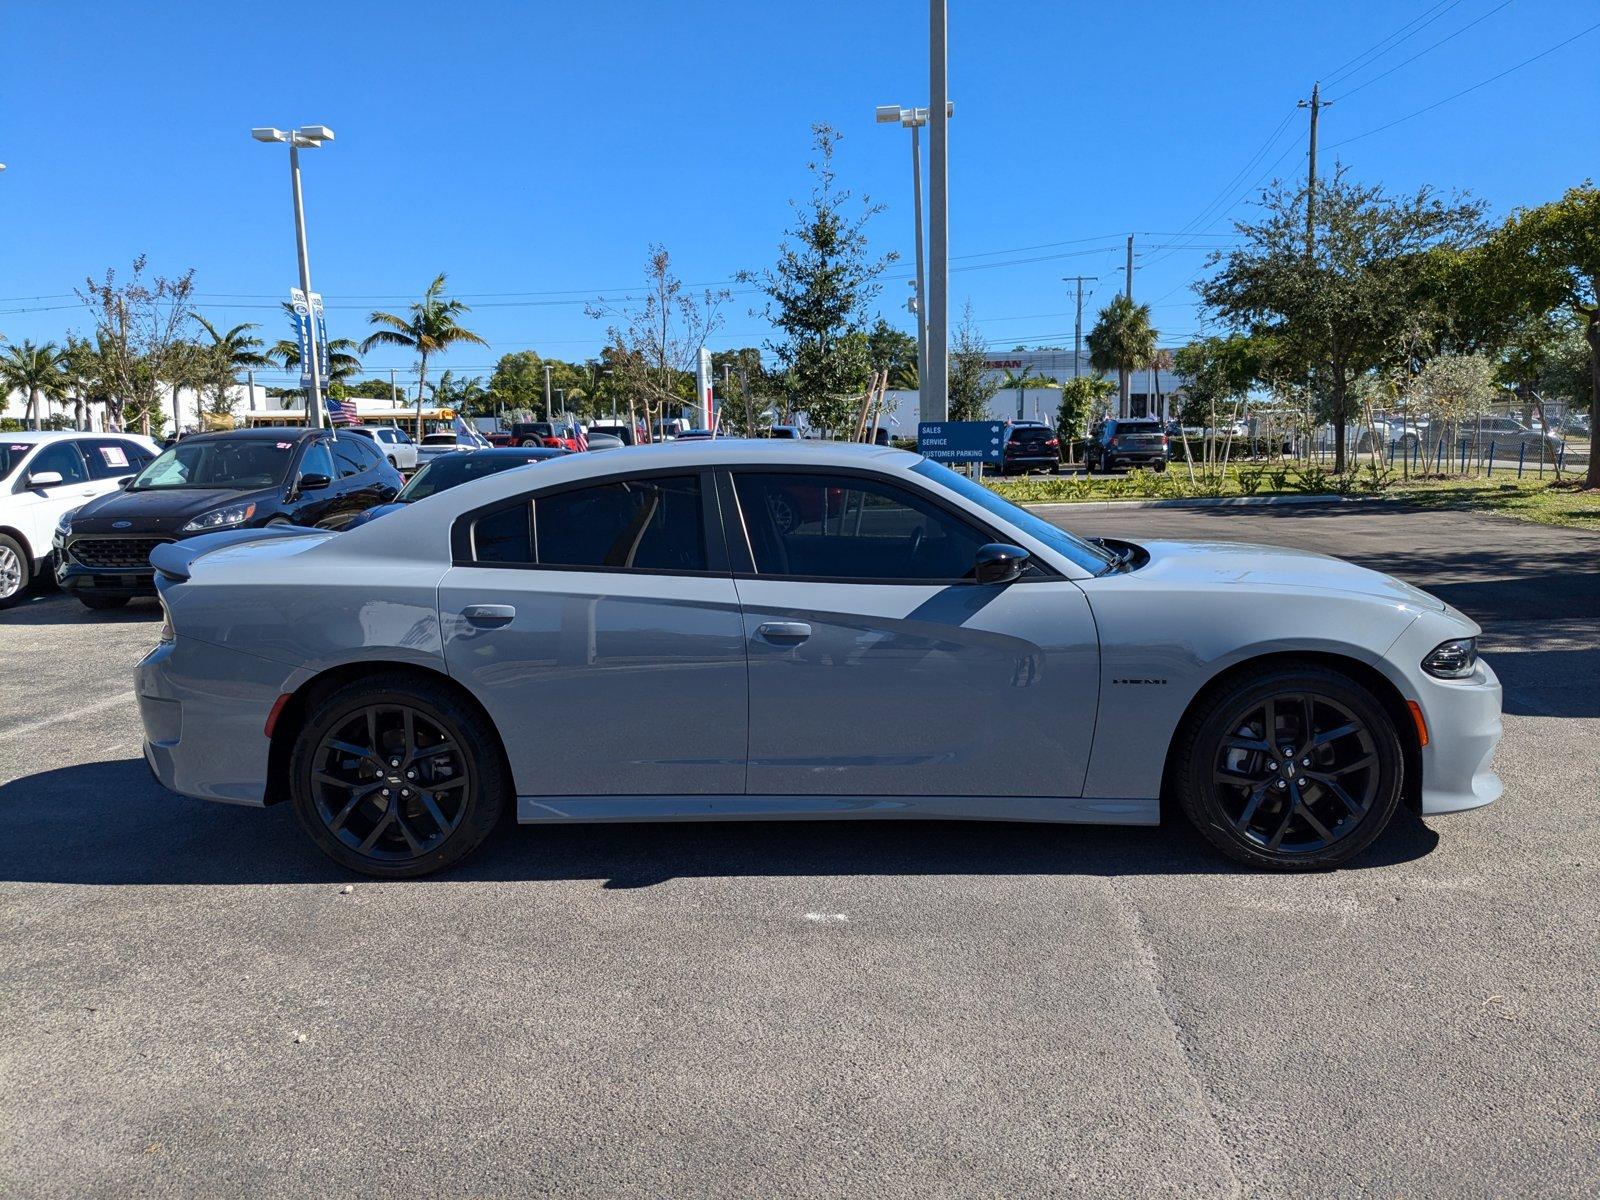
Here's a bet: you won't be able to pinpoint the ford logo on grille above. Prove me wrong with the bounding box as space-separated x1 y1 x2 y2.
112 520 132 529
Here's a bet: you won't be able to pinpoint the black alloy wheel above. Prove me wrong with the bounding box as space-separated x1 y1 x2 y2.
1174 665 1402 870
289 675 507 877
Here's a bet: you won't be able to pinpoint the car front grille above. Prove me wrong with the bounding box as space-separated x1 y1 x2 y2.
70 537 171 570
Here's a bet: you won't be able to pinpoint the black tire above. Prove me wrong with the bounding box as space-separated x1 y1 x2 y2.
0 534 31 609
78 595 130 611
1172 664 1403 870
519 438 539 448
387 454 398 468
289 673 509 878
1151 459 1167 473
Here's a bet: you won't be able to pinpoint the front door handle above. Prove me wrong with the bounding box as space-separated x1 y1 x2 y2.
756 621 812 643
462 604 516 629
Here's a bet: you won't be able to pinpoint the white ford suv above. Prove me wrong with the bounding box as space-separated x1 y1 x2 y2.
0 431 161 606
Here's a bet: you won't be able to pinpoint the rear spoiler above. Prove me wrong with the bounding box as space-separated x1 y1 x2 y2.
150 525 322 583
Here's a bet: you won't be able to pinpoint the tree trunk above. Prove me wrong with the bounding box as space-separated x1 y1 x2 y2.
415 356 429 441
27 389 40 431
1586 316 1600 490
1332 377 1348 475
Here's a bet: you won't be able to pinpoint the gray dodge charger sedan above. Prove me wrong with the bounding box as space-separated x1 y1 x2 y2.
137 441 1502 877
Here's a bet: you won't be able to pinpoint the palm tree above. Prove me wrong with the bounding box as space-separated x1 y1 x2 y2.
1086 295 1158 417
0 340 69 430
192 316 271 428
359 274 487 438
268 302 363 403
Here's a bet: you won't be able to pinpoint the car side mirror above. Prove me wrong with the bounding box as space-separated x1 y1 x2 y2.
974 542 1030 585
26 470 64 488
298 472 331 492
117 476 135 488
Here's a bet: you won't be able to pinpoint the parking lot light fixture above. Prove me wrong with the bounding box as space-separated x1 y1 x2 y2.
252 125 335 429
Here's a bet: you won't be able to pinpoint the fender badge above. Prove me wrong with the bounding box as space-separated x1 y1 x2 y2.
1113 678 1167 685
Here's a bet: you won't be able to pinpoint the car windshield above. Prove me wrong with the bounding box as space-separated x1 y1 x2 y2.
396 455 549 502
911 459 1118 573
0 441 38 481
130 438 294 490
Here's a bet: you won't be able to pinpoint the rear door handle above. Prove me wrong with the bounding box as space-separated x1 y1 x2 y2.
756 621 812 643
462 604 516 629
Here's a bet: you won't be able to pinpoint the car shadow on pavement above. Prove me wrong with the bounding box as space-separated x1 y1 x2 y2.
0 756 1440 888
0 591 161 625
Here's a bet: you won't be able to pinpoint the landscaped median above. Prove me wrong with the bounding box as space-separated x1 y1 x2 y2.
988 466 1600 531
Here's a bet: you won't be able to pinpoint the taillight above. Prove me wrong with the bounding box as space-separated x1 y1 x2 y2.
1108 436 1120 447
158 596 175 643
1046 438 1059 448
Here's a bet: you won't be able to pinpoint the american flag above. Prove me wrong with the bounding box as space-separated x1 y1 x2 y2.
325 394 356 426
571 423 589 452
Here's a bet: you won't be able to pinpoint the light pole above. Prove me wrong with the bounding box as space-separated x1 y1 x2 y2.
877 102 952 421
251 125 334 430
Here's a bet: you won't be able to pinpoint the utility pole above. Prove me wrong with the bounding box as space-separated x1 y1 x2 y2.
1299 82 1333 466
1063 275 1091 378
543 363 553 422
1120 234 1134 416
247 369 256 412
926 0 949 425
389 367 398 407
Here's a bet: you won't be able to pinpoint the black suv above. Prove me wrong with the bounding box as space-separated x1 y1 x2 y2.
1084 417 1170 473
54 428 402 608
996 420 1061 475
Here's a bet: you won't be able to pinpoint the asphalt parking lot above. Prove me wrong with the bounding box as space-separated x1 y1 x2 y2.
2 502 1597 1198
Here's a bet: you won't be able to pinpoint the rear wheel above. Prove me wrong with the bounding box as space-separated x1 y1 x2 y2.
289 675 509 877
1172 664 1403 870
0 535 30 608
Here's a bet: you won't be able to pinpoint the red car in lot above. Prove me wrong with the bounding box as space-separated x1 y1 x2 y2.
485 421 583 451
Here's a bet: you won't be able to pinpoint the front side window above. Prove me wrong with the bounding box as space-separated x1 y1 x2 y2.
298 442 335 481
23 441 89 487
733 471 988 582
467 474 707 572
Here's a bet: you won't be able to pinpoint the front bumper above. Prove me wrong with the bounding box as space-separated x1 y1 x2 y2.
54 532 163 596
1415 657 1504 814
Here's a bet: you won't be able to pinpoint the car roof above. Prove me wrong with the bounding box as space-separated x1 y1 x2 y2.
1 430 148 445
180 427 320 443
442 447 569 459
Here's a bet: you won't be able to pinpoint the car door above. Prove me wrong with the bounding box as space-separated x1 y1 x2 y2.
725 468 1100 799
10 441 98 559
285 440 342 527
437 468 747 798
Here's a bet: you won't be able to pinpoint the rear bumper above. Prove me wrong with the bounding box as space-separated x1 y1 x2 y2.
1002 454 1059 470
136 638 288 807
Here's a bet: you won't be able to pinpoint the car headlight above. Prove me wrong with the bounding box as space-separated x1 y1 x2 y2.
1422 637 1477 679
182 502 256 533
55 509 78 538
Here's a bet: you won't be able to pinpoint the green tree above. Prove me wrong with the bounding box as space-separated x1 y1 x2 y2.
432 370 489 417
1086 295 1157 416
738 123 897 433
866 317 918 388
948 302 1000 421
1201 170 1485 471
76 255 197 435
360 273 488 438
488 350 546 414
1491 184 1599 486
191 316 270 425
60 336 114 431
1056 374 1115 458
0 340 68 430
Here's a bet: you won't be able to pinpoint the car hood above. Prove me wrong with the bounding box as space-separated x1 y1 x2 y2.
1129 540 1447 611
69 486 279 535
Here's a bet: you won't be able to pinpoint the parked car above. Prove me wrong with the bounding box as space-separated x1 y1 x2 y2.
415 431 473 466
764 425 802 440
138 440 1499 878
0 431 161 607
498 421 582 451
1454 416 1564 457
996 420 1060 475
674 429 716 441
586 423 641 447
344 446 569 529
53 427 400 609
583 432 625 451
345 425 419 470
1084 418 1169 473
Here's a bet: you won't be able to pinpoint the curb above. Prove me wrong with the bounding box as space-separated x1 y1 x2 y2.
1020 493 1349 513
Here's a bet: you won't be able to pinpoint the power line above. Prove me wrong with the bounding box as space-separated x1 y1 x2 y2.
1329 0 1516 101
1323 0 1467 87
1327 19 1600 148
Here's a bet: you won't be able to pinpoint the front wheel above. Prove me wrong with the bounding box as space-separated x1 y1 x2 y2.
289 675 509 877
1172 665 1403 870
0 534 31 609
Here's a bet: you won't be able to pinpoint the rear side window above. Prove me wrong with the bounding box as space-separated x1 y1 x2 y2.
333 442 370 478
467 475 707 572
83 439 151 479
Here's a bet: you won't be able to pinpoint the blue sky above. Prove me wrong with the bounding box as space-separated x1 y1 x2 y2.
2 0 1595 388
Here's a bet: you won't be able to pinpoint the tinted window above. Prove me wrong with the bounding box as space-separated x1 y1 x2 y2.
333 441 370 478
535 476 705 571
733 471 988 582
473 504 533 563
299 442 335 480
133 438 295 490
24 441 89 486
399 453 553 502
